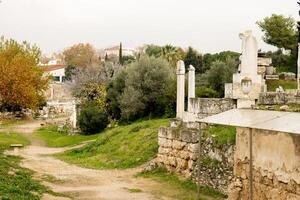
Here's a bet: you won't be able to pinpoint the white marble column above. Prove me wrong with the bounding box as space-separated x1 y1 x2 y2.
297 44 300 90
188 65 195 112
176 60 185 119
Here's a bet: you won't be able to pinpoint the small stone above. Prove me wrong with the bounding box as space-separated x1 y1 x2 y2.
279 105 289 111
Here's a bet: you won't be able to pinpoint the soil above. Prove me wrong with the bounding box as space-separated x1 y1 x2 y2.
5 120 172 200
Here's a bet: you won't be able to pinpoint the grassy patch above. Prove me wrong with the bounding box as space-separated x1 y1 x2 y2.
34 125 99 147
258 104 300 112
0 138 62 199
205 125 236 147
56 119 169 169
138 167 226 200
0 132 30 148
201 156 221 169
266 79 297 92
40 174 65 184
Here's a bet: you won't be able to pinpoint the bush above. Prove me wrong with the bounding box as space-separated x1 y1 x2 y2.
78 102 109 135
196 87 218 98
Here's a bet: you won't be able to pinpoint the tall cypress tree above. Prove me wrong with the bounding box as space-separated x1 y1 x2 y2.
119 42 123 65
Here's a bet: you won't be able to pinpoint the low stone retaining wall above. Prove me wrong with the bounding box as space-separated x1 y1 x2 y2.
258 92 300 105
156 120 234 194
188 98 236 119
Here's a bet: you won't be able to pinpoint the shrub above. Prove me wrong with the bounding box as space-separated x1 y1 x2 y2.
78 102 109 135
196 87 218 98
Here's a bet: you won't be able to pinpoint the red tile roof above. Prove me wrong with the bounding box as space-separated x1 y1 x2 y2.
42 65 66 72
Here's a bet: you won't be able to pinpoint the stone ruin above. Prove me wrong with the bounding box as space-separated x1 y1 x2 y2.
155 30 300 199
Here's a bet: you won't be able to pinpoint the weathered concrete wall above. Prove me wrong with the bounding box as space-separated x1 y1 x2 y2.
258 92 300 105
229 127 300 200
156 120 234 194
188 98 236 119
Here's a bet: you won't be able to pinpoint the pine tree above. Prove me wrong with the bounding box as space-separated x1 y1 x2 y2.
184 47 203 73
119 42 123 65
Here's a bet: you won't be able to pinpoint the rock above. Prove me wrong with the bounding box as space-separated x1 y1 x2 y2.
187 143 199 153
279 105 289 111
172 140 185 150
177 158 188 170
143 160 158 172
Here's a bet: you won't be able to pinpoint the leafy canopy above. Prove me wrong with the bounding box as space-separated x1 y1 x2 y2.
63 43 98 68
257 14 297 51
0 37 49 111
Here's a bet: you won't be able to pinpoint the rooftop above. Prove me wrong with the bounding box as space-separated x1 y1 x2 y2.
199 109 300 135
42 65 65 72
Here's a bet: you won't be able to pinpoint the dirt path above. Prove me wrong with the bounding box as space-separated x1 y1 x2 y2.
6 120 171 200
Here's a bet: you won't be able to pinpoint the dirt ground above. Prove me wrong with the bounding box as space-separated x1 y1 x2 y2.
5 120 172 200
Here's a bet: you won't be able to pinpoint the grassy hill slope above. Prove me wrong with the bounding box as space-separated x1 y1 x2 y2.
56 119 169 169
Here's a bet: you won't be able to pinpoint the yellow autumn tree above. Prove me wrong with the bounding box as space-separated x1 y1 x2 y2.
0 37 49 111
63 43 98 68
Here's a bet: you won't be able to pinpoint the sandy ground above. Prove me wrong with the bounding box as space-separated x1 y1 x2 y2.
5 120 170 200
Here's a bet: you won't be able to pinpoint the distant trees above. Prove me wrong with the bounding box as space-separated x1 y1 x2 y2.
145 44 162 58
202 51 240 72
63 43 98 68
184 47 203 73
198 58 239 97
0 37 49 111
119 42 123 65
144 44 184 68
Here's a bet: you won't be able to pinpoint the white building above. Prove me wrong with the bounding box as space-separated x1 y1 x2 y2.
104 45 135 57
43 65 66 83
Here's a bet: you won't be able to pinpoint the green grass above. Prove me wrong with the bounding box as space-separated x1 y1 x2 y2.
56 118 169 169
201 156 222 169
266 79 297 92
34 125 99 147
0 132 30 148
205 125 236 147
138 167 226 200
0 133 60 199
258 104 300 112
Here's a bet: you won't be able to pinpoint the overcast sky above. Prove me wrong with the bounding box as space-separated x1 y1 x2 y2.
0 0 298 54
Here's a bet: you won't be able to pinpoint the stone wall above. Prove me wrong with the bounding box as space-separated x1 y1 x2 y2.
44 83 73 101
229 127 300 200
156 120 234 194
258 92 300 105
188 98 236 119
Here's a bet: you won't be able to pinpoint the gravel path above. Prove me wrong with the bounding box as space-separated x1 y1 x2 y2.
6 120 169 200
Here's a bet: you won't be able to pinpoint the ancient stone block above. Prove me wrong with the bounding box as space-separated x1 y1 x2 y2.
158 127 168 138
177 158 188 170
172 140 186 150
180 130 199 143
187 143 199 153
168 156 177 166
179 151 190 160
188 160 195 170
